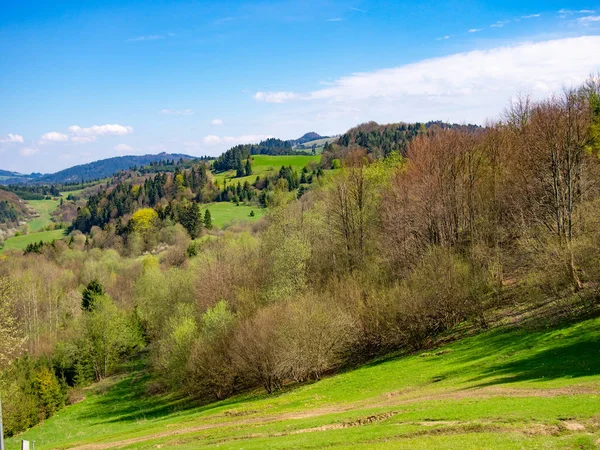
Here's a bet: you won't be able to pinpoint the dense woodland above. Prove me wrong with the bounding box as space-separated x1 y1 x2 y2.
1 79 600 436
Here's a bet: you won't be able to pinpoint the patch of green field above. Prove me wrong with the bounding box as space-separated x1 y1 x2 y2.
202 202 265 228
27 198 61 231
213 154 321 186
0 229 66 254
9 314 600 449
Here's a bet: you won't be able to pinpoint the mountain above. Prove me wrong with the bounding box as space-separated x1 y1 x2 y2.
0 153 196 185
288 132 328 146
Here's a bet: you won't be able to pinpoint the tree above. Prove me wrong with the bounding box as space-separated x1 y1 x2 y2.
0 277 24 370
204 209 213 230
80 295 142 380
245 158 252 176
236 159 245 178
82 279 104 311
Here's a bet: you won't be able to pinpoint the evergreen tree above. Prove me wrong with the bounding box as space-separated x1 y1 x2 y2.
204 209 213 230
245 158 252 176
82 279 104 311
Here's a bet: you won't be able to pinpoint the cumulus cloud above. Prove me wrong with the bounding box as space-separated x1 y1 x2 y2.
68 124 133 143
39 131 69 144
0 133 24 144
203 134 272 146
19 147 38 157
160 108 193 115
253 91 299 103
251 36 600 126
114 144 134 153
211 118 224 126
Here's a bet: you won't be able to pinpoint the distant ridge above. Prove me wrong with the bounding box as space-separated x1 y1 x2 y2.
0 152 196 185
288 132 328 146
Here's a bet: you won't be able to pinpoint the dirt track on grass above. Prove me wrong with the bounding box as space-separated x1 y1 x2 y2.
64 384 599 449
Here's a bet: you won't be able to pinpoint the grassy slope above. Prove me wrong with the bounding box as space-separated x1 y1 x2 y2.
1 198 64 254
213 154 321 186
9 316 600 449
202 202 265 228
27 199 61 231
0 229 66 253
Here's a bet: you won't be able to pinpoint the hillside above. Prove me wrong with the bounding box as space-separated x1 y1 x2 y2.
288 132 328 146
9 309 600 449
0 153 196 185
0 190 30 224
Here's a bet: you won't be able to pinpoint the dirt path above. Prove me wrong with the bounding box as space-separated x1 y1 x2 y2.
65 384 600 449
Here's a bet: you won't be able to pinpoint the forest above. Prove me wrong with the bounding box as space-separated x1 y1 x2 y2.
1 78 600 438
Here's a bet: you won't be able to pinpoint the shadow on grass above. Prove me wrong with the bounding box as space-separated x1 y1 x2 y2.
78 371 275 426
467 337 600 387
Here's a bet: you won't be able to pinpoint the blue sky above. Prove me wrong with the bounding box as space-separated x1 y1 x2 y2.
1 0 599 173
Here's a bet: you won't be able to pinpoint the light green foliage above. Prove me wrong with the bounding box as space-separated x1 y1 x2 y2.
155 303 197 390
201 300 235 338
79 295 143 380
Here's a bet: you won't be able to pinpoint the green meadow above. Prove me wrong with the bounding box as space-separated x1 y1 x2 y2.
202 202 265 228
8 314 600 449
213 154 321 186
0 229 66 254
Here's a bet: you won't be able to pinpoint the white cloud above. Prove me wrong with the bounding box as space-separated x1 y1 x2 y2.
327 18 343 22
579 10 596 13
490 20 510 28
578 15 600 24
521 13 541 19
203 134 272 146
19 147 38 157
468 28 483 32
251 36 600 126
348 7 366 12
39 131 69 144
160 108 194 115
436 35 450 40
254 91 299 103
127 35 163 42
211 118 224 126
0 133 24 144
203 135 222 146
114 144 134 153
68 124 133 143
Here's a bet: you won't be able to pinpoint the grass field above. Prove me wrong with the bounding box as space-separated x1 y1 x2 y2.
27 198 61 231
0 229 66 254
202 202 265 228
213 154 321 186
8 313 600 449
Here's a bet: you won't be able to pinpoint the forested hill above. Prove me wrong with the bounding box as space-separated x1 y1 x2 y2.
336 121 482 156
2 153 196 185
288 132 328 146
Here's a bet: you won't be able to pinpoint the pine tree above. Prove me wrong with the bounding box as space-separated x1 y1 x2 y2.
82 279 104 311
245 158 252 176
204 209 213 229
